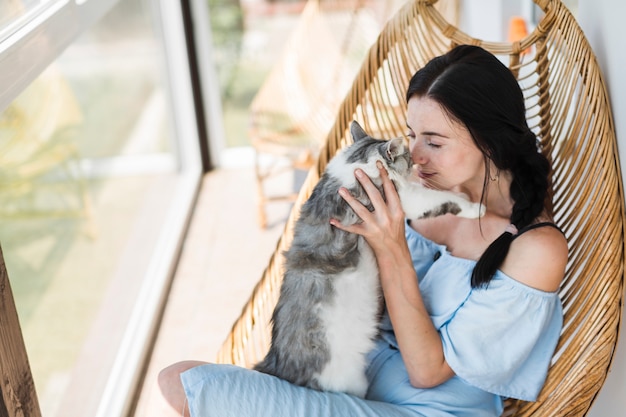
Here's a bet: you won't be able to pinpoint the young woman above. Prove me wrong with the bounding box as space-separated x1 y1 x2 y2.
158 45 568 417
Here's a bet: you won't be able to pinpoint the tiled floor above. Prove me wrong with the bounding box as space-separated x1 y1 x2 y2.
132 164 292 416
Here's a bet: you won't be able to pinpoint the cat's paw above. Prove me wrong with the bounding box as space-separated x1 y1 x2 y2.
457 202 486 219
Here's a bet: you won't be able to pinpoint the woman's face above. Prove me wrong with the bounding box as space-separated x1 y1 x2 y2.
407 96 486 199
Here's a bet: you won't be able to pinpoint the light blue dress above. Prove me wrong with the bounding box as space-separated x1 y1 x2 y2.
181 223 563 416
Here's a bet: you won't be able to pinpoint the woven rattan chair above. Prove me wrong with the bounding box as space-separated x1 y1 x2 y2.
218 0 625 415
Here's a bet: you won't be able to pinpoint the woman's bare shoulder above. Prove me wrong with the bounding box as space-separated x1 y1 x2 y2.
501 224 568 292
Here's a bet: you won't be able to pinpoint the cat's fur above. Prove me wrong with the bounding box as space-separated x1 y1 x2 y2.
253 121 484 397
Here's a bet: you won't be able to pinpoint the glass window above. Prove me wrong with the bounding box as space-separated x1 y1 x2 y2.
0 0 201 416
0 0 66 42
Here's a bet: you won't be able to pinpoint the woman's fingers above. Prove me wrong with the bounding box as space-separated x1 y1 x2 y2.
377 161 395 196
338 187 370 219
330 187 366 233
375 161 405 219
354 167 388 210
332 162 404 233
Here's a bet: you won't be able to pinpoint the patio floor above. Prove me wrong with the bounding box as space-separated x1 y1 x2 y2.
131 163 292 416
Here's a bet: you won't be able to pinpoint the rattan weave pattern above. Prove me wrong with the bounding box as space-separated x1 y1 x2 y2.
217 1 625 415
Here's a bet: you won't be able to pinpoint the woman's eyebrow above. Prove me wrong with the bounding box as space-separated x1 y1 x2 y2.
406 124 449 139
421 130 450 139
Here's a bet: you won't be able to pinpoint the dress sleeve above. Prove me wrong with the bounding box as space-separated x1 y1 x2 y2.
404 220 444 282
439 274 563 401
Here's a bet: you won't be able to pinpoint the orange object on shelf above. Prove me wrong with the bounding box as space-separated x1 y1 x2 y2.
508 16 530 55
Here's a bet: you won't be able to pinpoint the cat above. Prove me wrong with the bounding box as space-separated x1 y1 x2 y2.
253 121 485 397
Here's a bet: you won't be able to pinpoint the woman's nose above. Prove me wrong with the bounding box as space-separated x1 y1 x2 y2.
410 141 428 164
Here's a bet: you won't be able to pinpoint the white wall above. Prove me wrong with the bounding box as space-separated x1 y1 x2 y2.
577 0 626 415
458 0 525 42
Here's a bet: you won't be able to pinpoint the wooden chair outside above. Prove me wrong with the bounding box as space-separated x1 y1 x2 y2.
218 0 625 416
249 0 387 228
0 65 95 234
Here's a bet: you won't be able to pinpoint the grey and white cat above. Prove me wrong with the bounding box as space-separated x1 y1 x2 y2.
253 121 484 397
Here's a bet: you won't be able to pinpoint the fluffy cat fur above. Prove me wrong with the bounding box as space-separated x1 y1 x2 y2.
253 121 484 397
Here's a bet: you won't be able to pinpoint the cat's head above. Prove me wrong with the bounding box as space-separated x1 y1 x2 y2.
347 121 413 182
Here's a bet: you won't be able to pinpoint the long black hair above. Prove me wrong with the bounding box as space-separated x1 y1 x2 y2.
406 45 550 288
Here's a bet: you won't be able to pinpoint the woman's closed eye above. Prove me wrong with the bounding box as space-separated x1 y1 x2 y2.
423 136 442 148
407 127 444 149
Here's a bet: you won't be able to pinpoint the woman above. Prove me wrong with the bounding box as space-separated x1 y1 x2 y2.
159 45 568 416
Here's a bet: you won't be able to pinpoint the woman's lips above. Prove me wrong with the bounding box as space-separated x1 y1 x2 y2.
416 169 438 189
417 170 435 180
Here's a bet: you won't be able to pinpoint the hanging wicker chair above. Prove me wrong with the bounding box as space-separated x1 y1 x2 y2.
218 0 625 415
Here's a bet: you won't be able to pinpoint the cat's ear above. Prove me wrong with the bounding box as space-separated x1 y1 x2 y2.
386 137 406 160
350 121 368 142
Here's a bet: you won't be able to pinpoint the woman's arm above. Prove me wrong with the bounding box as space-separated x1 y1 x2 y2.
331 162 455 388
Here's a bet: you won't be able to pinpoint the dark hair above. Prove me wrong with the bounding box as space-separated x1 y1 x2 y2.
406 45 550 288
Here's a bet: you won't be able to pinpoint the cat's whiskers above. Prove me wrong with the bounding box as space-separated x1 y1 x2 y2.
420 177 447 191
405 166 442 190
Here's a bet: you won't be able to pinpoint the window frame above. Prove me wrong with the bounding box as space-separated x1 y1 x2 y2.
0 0 205 416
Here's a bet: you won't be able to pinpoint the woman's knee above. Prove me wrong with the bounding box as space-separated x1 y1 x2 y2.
158 360 208 415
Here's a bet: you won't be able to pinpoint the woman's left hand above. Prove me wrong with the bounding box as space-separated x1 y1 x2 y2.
330 161 408 257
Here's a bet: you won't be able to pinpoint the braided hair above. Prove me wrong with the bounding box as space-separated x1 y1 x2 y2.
406 45 550 288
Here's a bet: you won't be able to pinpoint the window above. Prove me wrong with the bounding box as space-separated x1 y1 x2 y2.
0 0 203 416
0 0 66 43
